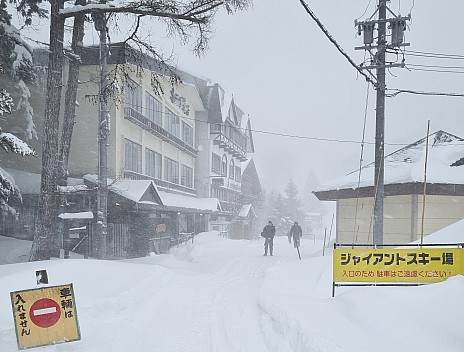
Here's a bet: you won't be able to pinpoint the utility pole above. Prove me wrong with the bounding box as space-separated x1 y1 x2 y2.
355 1 410 245
92 11 109 258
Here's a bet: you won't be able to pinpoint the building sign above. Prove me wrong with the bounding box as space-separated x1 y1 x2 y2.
170 87 190 116
10 284 80 349
333 247 463 283
155 223 167 234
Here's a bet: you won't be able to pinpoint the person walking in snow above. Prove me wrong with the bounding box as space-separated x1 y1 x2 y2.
261 221 276 256
289 221 302 249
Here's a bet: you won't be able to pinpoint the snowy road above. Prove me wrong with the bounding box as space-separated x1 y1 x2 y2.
2 230 462 352
122 235 313 352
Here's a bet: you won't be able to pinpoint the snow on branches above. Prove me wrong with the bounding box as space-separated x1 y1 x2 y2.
0 21 37 139
0 89 13 116
0 129 35 156
0 66 35 215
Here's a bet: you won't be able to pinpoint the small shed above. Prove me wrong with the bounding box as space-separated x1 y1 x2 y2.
228 204 257 240
58 211 94 258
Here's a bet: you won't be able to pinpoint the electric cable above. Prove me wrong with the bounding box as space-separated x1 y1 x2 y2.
352 82 370 245
297 0 378 88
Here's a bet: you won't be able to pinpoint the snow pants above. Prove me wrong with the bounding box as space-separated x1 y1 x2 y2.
264 238 273 255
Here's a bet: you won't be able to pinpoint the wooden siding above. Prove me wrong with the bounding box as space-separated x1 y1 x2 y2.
337 195 464 245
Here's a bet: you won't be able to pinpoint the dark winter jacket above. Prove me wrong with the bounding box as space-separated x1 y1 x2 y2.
262 224 276 239
290 224 302 239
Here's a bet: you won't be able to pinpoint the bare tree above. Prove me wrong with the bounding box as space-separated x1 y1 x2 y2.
31 0 251 260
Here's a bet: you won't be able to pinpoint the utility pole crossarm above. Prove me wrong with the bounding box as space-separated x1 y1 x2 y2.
354 1 411 246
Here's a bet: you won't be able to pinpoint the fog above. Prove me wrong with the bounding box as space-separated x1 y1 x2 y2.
160 0 464 193
22 0 464 193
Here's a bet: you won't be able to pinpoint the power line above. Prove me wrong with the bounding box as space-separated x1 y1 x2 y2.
405 52 464 60
125 104 464 147
177 113 429 147
407 63 464 71
386 88 464 98
405 66 464 74
406 49 464 60
297 0 378 87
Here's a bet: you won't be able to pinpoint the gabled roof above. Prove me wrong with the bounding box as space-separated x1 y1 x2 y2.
237 204 256 218
241 158 262 196
83 175 163 206
245 118 255 153
314 130 464 200
228 96 245 127
205 83 224 124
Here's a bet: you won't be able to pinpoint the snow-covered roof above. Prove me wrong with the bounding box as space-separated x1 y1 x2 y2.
58 211 94 220
158 191 221 213
237 204 256 218
84 175 163 205
315 130 464 194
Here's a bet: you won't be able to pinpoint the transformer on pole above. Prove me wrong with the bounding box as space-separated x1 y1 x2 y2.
354 1 411 246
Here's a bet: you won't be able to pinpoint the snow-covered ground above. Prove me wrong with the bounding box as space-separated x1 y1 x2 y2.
1 223 463 351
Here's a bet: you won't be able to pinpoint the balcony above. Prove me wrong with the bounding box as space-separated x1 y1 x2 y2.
124 107 197 157
124 170 197 195
213 134 247 161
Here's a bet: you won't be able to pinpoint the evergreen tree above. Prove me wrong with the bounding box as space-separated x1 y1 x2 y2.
284 179 305 222
0 1 44 140
0 67 35 215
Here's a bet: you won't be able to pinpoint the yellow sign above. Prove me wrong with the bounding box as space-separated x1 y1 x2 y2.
333 247 463 283
10 284 80 349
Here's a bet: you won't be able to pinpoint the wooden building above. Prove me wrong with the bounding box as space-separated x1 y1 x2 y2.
314 131 464 245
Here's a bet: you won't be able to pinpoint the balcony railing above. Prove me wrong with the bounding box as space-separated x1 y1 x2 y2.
124 170 197 195
210 123 247 153
124 107 197 157
213 134 247 161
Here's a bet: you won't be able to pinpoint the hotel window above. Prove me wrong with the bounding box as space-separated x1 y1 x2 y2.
182 121 193 146
146 93 162 126
221 155 227 177
181 164 193 188
229 160 235 179
164 157 179 184
146 148 162 179
124 79 142 113
235 166 241 182
212 153 221 174
124 139 142 173
165 108 180 137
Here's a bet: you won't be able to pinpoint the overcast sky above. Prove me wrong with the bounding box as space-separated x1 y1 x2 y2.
23 0 464 194
159 0 464 194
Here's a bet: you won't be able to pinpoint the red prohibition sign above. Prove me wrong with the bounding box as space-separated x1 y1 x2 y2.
29 298 61 328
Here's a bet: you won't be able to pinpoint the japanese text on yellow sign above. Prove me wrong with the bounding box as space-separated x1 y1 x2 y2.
10 283 80 350
333 248 463 283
